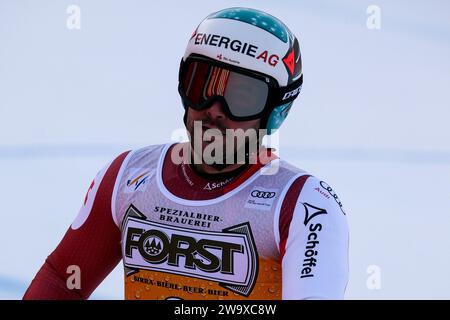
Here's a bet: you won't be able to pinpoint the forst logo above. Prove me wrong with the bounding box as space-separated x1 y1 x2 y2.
122 205 259 297
193 32 280 67
125 228 243 274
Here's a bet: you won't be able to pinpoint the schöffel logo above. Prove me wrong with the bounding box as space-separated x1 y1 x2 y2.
250 190 276 199
122 205 259 297
303 202 327 226
300 202 327 279
203 177 233 191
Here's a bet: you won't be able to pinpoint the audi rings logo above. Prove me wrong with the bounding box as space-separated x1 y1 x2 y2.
251 190 276 199
319 181 346 215
245 187 278 211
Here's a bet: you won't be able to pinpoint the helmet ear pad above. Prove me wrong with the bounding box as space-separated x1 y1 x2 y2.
263 102 293 135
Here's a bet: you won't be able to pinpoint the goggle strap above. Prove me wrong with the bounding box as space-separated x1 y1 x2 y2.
274 74 304 105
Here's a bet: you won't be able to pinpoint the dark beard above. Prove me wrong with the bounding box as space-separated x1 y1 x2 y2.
189 138 259 171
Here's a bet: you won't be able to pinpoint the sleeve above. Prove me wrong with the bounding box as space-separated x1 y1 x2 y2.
278 174 349 300
23 151 131 300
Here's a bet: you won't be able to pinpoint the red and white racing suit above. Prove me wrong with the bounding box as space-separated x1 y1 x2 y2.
24 142 349 300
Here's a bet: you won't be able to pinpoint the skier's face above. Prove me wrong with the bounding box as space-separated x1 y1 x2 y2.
185 101 261 164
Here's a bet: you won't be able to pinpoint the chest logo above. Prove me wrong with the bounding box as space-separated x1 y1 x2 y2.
244 187 279 211
122 205 259 297
125 168 153 193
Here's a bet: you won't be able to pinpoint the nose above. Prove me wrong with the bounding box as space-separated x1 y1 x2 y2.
205 101 226 121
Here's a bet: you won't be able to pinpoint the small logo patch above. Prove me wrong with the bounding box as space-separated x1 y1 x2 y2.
125 168 153 193
244 187 278 211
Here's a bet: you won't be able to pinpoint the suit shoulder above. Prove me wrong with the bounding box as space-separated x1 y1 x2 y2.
300 175 347 216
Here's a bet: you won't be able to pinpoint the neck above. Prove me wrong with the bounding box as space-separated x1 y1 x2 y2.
191 161 247 175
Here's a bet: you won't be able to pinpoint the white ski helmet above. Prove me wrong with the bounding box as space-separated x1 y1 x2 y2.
179 7 303 134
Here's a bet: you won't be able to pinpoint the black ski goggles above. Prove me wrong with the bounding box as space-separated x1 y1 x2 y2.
178 55 303 121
